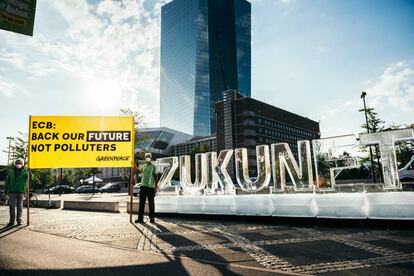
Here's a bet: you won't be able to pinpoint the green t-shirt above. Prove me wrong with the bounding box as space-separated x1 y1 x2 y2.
141 163 157 188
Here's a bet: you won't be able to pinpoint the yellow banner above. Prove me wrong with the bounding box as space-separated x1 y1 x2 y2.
28 116 135 169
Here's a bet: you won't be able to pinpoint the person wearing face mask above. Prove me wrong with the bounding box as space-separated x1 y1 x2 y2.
135 153 158 223
4 159 28 227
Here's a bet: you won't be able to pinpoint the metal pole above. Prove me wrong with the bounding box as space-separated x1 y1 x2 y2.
27 115 32 225
26 168 30 225
361 92 376 183
6 136 14 165
59 168 63 196
129 167 134 223
129 116 135 223
92 169 95 196
48 188 51 208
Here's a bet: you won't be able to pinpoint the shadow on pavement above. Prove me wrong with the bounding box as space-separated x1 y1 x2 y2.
0 225 13 234
0 261 212 276
0 225 25 239
133 223 243 275
138 221 240 276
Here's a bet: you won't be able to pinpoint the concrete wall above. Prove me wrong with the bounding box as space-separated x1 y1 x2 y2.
63 201 119 213
24 200 61 209
127 202 149 214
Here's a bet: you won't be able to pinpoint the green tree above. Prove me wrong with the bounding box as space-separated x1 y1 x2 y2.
358 107 384 182
61 170 76 186
0 165 8 183
9 132 28 164
74 169 93 187
120 108 147 147
384 123 414 168
120 108 146 129
120 108 149 166
31 169 54 190
359 107 384 133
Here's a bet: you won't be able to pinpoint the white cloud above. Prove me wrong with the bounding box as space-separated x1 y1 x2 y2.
0 74 19 97
0 48 26 70
48 0 161 120
364 61 414 112
315 45 329 54
0 0 162 124
26 62 57 79
314 60 414 137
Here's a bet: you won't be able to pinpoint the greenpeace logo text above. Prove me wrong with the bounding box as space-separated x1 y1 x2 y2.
96 156 131 162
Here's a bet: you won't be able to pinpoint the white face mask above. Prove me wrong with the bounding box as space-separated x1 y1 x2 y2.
15 164 23 169
145 157 151 162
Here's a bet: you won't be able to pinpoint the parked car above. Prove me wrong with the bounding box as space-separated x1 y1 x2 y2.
45 186 55 194
99 183 121 193
399 155 414 181
76 185 99 194
171 180 181 186
49 185 75 194
133 183 141 197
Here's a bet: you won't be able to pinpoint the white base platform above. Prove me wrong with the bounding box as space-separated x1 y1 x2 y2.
155 192 414 220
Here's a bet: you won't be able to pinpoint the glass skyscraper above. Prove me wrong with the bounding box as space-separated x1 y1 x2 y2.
160 0 251 136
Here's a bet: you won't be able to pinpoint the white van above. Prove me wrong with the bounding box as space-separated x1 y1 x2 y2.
399 155 414 181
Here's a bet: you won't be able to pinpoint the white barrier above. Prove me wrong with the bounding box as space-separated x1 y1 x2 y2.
155 192 414 220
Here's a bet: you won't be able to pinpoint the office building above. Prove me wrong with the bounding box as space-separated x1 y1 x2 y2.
216 90 320 176
136 127 193 158
174 136 217 156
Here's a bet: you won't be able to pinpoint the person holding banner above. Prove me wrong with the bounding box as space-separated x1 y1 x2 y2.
4 159 28 227
135 153 158 224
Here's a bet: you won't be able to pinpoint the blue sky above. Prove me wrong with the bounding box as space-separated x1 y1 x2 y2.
0 0 413 165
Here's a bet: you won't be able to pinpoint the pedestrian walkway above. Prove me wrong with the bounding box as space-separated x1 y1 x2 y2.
0 207 413 275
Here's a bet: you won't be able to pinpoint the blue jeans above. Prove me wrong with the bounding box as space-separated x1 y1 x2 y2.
9 193 23 224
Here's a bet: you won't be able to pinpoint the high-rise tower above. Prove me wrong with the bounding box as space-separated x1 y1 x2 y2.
160 0 251 136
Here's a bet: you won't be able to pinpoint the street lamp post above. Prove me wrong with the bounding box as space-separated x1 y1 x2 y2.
361 92 376 183
59 168 63 196
6 136 14 165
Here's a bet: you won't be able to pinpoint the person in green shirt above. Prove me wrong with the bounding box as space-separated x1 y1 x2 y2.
4 159 28 227
135 153 158 223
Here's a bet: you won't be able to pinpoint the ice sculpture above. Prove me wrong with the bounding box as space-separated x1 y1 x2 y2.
179 154 208 195
156 156 179 191
271 141 314 192
214 149 236 195
359 129 414 189
154 129 413 197
234 145 271 192
328 156 358 190
204 152 221 194
312 134 359 190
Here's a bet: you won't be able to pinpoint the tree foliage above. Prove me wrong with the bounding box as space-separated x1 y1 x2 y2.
358 107 413 171
120 108 149 165
358 107 384 133
9 132 28 164
31 169 54 189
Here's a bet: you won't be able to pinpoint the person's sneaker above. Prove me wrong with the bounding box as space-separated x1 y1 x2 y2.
134 219 144 224
6 222 14 227
17 221 22 225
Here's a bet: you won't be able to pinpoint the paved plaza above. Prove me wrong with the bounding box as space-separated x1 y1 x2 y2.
0 206 413 275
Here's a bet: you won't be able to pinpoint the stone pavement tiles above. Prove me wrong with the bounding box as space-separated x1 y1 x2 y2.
0 207 413 275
